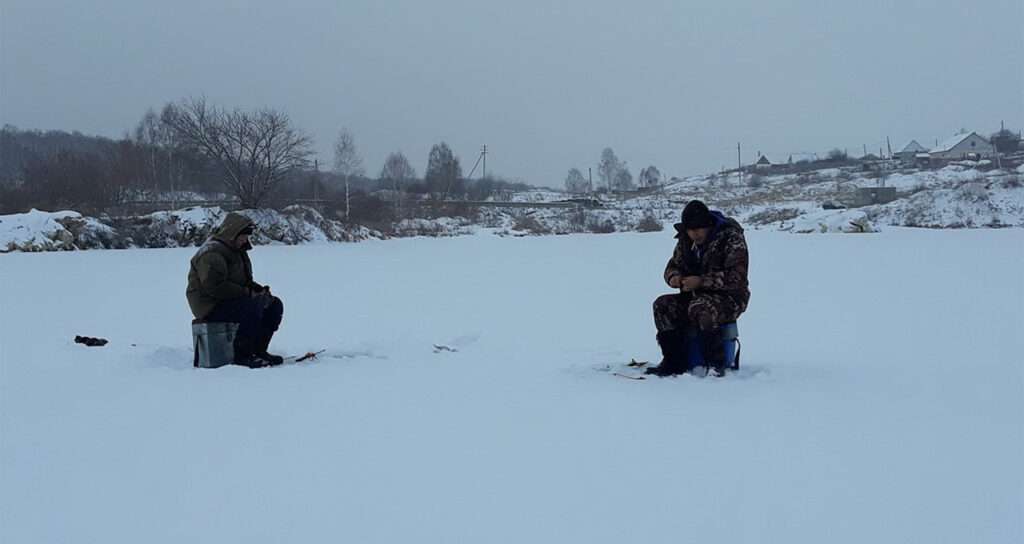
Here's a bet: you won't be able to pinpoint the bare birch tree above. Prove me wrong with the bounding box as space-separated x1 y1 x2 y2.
379 151 416 217
333 128 365 220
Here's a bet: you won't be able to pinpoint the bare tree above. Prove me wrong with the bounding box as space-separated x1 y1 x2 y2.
639 165 662 188
826 148 848 162
156 103 189 207
133 105 188 205
164 98 313 208
597 147 622 192
613 165 634 191
991 126 1021 153
379 151 416 216
133 108 163 195
565 168 588 194
333 128 365 220
424 142 463 199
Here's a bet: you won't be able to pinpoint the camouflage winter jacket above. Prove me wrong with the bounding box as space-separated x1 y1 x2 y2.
186 213 262 319
664 211 750 309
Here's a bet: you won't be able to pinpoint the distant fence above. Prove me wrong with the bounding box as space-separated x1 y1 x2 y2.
110 197 608 216
110 199 330 216
423 200 604 209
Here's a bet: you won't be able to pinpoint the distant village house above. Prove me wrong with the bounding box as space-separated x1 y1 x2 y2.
928 132 994 160
894 140 927 161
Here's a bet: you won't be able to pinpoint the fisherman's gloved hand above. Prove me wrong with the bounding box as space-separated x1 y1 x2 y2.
681 276 703 292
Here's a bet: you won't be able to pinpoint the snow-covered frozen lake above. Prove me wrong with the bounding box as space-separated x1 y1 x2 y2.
2 229 1022 543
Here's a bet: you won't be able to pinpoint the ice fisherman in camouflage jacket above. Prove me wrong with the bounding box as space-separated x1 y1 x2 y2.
645 200 750 377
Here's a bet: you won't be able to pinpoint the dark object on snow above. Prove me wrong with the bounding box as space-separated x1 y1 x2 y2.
294 350 326 362
645 330 688 376
234 350 283 368
74 335 108 347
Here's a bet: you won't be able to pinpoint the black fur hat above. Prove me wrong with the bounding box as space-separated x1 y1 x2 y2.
681 200 714 229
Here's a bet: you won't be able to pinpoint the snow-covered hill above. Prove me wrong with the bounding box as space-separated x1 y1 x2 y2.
2 164 1022 252
659 163 1024 231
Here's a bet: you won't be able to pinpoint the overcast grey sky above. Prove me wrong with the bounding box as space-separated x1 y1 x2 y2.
2 0 1022 185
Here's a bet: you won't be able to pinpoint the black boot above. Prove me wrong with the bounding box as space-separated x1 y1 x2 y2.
700 327 727 377
252 352 284 367
645 330 687 377
254 333 284 366
233 335 282 368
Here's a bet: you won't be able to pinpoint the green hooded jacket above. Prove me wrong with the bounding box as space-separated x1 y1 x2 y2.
186 213 261 319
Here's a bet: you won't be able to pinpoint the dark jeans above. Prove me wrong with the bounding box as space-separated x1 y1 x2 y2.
206 293 283 354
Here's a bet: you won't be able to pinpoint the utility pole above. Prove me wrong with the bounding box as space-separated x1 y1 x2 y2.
313 159 320 203
993 121 1004 169
466 144 489 183
169 147 176 211
887 136 892 159
737 142 742 186
588 167 593 195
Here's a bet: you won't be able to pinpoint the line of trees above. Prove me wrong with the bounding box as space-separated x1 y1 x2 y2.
564 147 662 194
0 122 227 214
1 98 531 217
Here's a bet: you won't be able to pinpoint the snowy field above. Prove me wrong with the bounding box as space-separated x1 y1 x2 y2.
1 229 1022 543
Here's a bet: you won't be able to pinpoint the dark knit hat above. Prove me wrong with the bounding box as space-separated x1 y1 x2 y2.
238 224 255 236
681 200 714 229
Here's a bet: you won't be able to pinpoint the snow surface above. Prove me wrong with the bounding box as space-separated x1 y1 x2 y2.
2 229 1021 542
784 208 874 233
